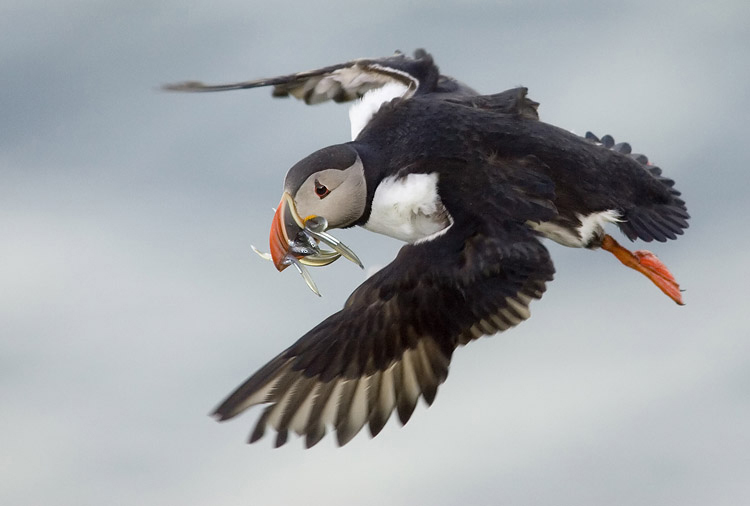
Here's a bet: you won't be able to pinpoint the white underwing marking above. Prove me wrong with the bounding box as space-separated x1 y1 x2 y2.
344 377 369 435
490 313 511 331
231 363 288 414
400 351 421 406
243 375 280 406
378 364 396 417
478 318 498 335
332 65 393 94
319 380 344 427
469 325 484 339
368 63 420 90
468 296 533 340
289 383 320 435
499 308 521 326
516 292 533 305
364 172 452 243
266 377 299 430
415 341 434 382
506 296 531 320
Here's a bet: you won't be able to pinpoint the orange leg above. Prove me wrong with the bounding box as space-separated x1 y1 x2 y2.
600 234 684 305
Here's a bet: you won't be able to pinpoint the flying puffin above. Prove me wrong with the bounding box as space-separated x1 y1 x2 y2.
166 49 688 448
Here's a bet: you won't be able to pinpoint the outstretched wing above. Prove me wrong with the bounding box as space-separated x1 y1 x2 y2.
164 49 458 105
164 49 479 140
213 157 558 448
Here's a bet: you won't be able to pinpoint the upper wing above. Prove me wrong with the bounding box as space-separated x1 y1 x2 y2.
163 49 462 105
163 49 479 140
444 87 541 120
213 157 558 448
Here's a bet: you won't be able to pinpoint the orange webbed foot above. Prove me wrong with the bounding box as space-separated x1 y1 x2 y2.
601 235 684 305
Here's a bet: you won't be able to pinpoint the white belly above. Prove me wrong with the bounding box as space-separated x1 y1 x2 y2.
363 172 452 243
528 209 621 248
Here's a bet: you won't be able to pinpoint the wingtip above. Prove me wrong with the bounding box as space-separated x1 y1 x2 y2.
274 430 289 448
210 406 234 422
162 80 208 92
305 424 326 448
368 416 388 439
335 427 357 447
248 410 271 444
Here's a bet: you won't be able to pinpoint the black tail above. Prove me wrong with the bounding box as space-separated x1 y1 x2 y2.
586 132 690 242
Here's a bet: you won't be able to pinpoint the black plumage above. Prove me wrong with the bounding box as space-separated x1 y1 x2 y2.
351 90 687 245
166 49 688 448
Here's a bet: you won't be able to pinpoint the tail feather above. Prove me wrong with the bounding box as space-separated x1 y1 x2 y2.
586 131 690 242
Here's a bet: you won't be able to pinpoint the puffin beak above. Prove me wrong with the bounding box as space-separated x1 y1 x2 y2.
269 193 364 270
269 192 305 272
266 192 364 295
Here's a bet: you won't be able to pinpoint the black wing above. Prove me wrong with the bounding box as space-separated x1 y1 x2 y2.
213 157 557 448
444 87 541 120
584 132 689 242
164 49 475 105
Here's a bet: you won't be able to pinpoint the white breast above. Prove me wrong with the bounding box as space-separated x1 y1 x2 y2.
363 173 452 243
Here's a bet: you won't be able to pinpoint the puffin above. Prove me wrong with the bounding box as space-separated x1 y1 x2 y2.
166 49 688 448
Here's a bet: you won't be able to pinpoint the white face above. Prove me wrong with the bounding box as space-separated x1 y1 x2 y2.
290 156 367 229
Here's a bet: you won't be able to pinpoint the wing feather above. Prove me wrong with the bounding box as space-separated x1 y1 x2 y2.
213 158 556 446
163 50 447 104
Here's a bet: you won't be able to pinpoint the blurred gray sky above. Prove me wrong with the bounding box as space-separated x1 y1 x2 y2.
2 1 749 505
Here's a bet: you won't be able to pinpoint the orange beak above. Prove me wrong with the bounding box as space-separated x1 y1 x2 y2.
269 192 307 271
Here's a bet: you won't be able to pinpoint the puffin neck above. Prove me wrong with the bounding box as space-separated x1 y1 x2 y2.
347 142 389 228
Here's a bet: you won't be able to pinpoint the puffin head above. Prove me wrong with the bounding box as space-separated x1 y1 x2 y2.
270 144 367 271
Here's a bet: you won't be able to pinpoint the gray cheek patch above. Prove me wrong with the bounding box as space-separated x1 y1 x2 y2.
284 144 359 194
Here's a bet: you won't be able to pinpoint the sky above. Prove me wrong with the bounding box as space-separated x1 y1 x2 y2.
2 1 750 505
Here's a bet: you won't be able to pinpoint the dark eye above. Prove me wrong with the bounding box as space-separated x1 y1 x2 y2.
314 182 330 199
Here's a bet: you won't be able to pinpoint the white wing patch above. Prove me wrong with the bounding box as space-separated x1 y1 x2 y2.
349 81 410 140
364 172 452 243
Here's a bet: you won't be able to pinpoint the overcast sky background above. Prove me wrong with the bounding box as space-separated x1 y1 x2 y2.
3 1 749 505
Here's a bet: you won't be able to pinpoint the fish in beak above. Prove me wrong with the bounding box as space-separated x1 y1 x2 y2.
253 192 363 295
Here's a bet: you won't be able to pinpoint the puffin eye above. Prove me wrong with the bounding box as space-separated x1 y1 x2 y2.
314 181 330 199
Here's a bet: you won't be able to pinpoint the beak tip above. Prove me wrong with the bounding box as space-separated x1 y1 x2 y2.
274 262 290 272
